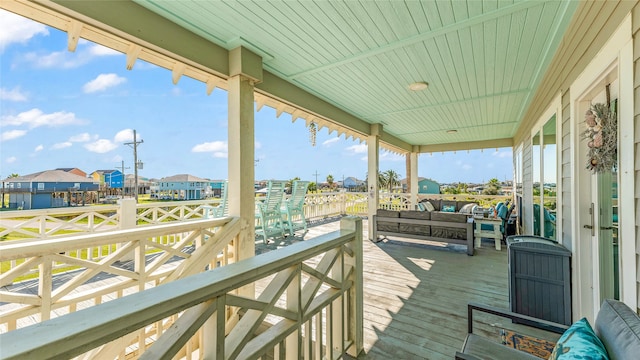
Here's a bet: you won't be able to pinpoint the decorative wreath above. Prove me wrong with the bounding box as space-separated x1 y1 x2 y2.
582 103 617 173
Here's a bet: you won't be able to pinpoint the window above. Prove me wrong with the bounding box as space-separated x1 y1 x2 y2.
38 183 44 190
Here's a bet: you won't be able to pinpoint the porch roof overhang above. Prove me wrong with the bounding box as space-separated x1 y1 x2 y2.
3 0 587 153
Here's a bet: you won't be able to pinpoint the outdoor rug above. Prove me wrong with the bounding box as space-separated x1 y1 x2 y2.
500 329 556 358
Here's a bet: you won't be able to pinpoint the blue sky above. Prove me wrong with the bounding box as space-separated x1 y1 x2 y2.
0 10 513 185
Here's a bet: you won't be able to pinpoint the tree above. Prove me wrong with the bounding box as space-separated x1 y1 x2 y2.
384 169 400 192
286 177 300 194
308 182 317 192
377 171 388 191
326 174 334 189
9 173 19 178
482 178 501 195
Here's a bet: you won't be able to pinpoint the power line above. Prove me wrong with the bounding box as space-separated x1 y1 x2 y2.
312 170 320 185
124 130 143 202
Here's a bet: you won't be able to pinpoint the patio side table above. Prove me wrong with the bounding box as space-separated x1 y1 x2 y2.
474 217 503 250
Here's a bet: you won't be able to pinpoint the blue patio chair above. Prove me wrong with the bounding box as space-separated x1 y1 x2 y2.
255 180 286 244
533 203 556 238
281 180 310 236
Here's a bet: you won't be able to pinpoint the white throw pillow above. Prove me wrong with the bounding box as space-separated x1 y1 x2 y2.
423 201 435 212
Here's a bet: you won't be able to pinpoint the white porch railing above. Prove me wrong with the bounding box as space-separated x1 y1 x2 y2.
0 199 224 239
0 192 513 240
0 217 363 360
0 217 239 334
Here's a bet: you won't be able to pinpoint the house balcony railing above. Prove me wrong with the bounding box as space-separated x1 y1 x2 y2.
0 216 240 333
0 217 363 360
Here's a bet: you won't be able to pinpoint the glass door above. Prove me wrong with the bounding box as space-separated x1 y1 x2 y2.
597 170 619 300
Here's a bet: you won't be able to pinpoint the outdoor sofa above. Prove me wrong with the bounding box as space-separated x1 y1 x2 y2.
372 199 477 256
456 298 640 360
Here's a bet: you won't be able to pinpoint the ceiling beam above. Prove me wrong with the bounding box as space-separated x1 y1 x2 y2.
418 138 514 153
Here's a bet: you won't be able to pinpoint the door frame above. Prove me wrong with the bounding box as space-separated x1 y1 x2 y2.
569 14 635 320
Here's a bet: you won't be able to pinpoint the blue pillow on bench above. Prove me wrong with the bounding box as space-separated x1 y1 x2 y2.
441 204 456 212
549 317 609 359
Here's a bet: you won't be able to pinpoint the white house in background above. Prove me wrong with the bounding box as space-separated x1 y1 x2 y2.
155 174 211 200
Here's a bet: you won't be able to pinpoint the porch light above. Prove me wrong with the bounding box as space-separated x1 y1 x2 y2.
447 129 458 134
408 81 429 91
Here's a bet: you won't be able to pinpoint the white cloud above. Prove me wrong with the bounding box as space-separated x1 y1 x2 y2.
23 50 86 69
88 44 120 56
69 133 93 142
493 150 512 158
84 139 118 153
6 156 17 164
0 108 85 128
20 41 123 69
255 141 262 150
114 129 141 143
346 143 367 154
51 142 72 150
110 154 123 163
322 137 340 146
83 73 126 93
380 152 404 162
34 144 43 152
1 129 26 141
192 141 228 158
0 10 48 53
0 87 28 101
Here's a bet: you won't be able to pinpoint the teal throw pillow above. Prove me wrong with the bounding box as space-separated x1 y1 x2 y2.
417 203 425 211
549 317 609 359
441 205 456 212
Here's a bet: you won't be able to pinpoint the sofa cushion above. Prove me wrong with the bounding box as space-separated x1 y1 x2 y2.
423 201 435 212
376 209 399 233
423 199 441 211
400 210 430 220
442 204 456 212
550 317 608 359
399 210 431 236
594 299 640 360
459 203 476 214
456 201 476 211
431 211 468 223
441 200 456 211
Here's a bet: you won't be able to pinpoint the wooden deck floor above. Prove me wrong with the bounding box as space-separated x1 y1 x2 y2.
295 218 509 360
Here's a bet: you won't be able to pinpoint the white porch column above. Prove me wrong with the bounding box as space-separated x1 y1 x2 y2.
227 46 262 262
410 149 419 209
367 124 381 241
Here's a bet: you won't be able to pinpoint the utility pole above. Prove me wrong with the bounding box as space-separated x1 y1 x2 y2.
124 130 143 202
312 170 320 186
118 161 130 199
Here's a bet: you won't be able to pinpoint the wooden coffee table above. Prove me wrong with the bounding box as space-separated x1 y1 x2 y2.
474 217 503 250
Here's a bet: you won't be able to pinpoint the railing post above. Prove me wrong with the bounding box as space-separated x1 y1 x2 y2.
118 199 137 229
118 199 137 261
340 216 363 357
38 257 52 321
